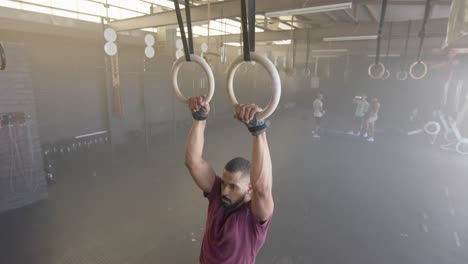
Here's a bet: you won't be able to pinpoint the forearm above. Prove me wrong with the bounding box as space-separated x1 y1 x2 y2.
185 120 207 166
250 133 272 194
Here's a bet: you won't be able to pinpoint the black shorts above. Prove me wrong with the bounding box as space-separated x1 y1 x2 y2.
314 116 321 125
354 116 364 123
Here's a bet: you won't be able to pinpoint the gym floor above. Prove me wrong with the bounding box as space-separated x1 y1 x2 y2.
1 109 467 264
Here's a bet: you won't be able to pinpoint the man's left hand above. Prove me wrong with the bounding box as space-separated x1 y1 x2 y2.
234 104 262 125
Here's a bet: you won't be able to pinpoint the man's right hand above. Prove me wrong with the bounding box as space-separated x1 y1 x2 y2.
188 96 210 120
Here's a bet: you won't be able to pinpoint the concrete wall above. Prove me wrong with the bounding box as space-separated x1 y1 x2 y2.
0 42 48 213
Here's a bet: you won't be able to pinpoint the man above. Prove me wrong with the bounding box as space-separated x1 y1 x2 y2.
184 96 274 264
365 97 381 142
348 94 369 136
312 93 325 138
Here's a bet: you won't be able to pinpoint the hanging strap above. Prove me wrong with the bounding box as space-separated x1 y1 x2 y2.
207 0 211 52
241 0 256 61
240 0 250 60
184 0 194 54
374 0 389 65
0 42 5 71
174 0 193 61
314 58 319 76
416 0 432 63
384 22 393 63
248 0 255 52
400 20 412 70
292 17 296 69
305 30 311 69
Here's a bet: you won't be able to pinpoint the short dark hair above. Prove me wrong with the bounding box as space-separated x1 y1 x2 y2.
224 157 250 177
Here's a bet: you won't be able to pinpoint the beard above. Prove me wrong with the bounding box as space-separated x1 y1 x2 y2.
221 195 246 212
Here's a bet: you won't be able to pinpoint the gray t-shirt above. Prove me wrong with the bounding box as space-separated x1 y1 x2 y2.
313 99 323 117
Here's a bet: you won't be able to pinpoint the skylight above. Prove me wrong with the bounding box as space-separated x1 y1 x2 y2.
176 18 264 37
0 0 175 26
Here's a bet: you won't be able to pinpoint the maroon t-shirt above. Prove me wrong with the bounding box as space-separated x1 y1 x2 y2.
200 176 272 264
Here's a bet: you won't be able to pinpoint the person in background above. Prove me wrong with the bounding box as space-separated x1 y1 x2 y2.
364 97 381 142
312 93 325 138
348 94 369 136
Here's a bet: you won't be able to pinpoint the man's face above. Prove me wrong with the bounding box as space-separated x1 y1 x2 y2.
220 170 251 211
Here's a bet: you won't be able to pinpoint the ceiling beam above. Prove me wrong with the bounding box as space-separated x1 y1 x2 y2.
363 4 378 23
207 18 448 43
294 15 322 29
357 0 451 5
231 17 269 31
108 0 353 31
343 9 358 23
220 36 461 63
323 12 338 22
0 5 456 54
108 0 451 32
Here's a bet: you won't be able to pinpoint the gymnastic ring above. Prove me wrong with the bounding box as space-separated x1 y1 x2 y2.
171 54 215 104
381 69 391 80
396 71 408 81
227 52 281 120
409 61 428 80
303 68 311 77
423 121 441 136
368 62 385 79
0 42 6 71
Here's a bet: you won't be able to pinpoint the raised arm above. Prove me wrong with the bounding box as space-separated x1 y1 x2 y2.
234 104 274 222
184 96 216 193
250 132 274 222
